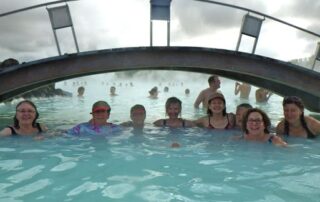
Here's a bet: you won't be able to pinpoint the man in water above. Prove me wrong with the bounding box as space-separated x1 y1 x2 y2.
194 75 221 108
234 82 251 99
121 104 146 129
255 88 273 103
235 103 253 129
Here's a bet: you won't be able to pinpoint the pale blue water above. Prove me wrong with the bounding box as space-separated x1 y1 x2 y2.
0 71 319 201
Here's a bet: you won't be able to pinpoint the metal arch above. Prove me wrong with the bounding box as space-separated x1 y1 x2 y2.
0 47 319 111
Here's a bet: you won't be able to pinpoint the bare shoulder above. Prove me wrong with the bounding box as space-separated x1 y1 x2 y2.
0 127 12 136
39 123 48 132
272 135 288 147
153 119 164 127
120 121 132 127
305 116 320 133
184 119 196 127
276 119 285 135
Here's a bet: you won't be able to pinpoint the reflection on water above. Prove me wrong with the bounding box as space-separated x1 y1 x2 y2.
0 72 320 201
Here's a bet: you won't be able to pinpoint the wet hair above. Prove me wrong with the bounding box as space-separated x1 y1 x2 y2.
236 103 253 110
130 104 146 114
1 58 19 68
208 75 218 84
165 97 182 112
149 87 158 95
92 100 110 111
14 100 39 129
242 108 271 134
207 93 226 116
77 86 85 93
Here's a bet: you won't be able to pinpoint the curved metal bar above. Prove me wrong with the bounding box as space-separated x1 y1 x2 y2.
195 0 320 38
0 0 79 17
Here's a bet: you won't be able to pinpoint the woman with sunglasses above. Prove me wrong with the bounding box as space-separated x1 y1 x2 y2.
276 96 320 139
242 108 287 146
0 100 47 137
68 100 120 135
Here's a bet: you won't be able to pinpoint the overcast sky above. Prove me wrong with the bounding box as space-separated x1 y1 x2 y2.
0 0 319 63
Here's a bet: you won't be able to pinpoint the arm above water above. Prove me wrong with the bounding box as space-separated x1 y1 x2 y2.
271 135 288 147
153 119 164 127
194 90 205 108
0 127 12 137
306 116 320 135
275 120 285 136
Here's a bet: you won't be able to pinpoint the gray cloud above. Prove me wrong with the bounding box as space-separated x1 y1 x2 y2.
172 0 268 37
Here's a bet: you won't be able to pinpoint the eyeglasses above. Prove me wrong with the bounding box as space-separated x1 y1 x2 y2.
247 119 263 124
16 109 36 114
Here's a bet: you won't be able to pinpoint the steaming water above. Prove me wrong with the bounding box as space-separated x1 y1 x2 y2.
0 71 319 202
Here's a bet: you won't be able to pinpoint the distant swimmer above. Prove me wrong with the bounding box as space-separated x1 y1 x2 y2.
77 86 85 98
154 97 195 128
185 88 190 95
148 86 159 99
110 86 118 96
0 100 47 138
234 82 251 99
194 75 221 108
255 88 272 103
121 104 146 129
164 86 169 92
68 101 120 135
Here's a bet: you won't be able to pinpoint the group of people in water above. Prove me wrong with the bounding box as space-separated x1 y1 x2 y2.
1 75 320 148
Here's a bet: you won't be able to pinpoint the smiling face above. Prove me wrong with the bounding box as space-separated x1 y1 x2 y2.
91 107 110 125
166 103 181 119
283 103 302 124
208 98 225 114
246 112 265 135
131 108 146 125
15 102 37 126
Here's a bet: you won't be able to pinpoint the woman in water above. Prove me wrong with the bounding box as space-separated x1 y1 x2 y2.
68 100 120 135
154 97 194 128
276 96 320 138
242 108 287 146
0 100 47 137
195 92 235 129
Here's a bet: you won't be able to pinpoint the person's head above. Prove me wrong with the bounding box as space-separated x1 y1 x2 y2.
1 58 19 68
164 86 169 92
165 97 182 118
236 103 253 128
208 75 220 89
91 101 111 124
149 87 158 97
130 104 146 126
77 86 85 96
14 100 39 129
242 108 271 135
110 86 116 95
185 88 190 95
207 92 226 116
282 96 304 124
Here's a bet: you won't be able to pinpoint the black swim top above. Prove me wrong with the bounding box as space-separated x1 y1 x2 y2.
163 119 186 128
7 123 43 136
268 135 275 143
284 119 316 139
208 115 233 129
